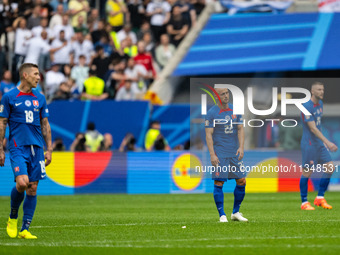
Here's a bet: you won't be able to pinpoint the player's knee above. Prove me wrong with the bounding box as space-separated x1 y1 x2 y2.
214 181 224 186
26 183 38 196
16 180 28 192
236 178 246 186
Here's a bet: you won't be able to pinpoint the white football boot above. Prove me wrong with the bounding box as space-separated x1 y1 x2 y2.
230 212 248 222
219 215 228 222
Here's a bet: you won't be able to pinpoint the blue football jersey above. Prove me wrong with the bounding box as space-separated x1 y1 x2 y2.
205 104 242 157
0 88 49 148
301 99 323 146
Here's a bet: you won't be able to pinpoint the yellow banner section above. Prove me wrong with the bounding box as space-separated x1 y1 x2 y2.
246 158 278 193
45 152 75 187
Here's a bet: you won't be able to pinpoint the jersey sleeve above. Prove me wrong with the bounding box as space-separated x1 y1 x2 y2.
302 104 314 123
0 94 10 118
40 96 49 119
205 110 215 128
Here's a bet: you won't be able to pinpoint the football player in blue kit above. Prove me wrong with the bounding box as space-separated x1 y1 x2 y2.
300 82 337 210
205 86 247 222
0 63 52 239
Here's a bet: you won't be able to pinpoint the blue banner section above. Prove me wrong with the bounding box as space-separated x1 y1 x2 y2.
174 13 340 75
48 100 150 150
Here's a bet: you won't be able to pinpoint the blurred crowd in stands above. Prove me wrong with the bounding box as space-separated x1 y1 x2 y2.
0 0 206 102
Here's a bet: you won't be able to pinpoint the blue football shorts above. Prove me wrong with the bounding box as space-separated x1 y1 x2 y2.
212 156 246 181
301 143 332 169
9 145 46 182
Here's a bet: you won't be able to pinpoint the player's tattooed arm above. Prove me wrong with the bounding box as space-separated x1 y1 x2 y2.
41 117 53 166
0 117 8 166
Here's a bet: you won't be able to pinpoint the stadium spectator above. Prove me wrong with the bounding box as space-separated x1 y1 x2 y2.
166 5 189 47
134 41 157 83
70 132 89 151
50 0 68 12
53 137 66 151
109 59 127 92
50 30 73 67
117 23 137 45
127 0 146 31
91 45 111 80
71 32 94 65
142 32 155 54
0 0 18 47
191 0 205 16
68 0 90 28
24 30 51 66
125 57 148 93
13 18 32 82
31 17 53 39
106 0 127 32
38 0 54 19
45 63 66 99
144 120 170 151
49 4 64 30
82 68 109 101
85 122 104 152
100 133 114 151
94 35 113 56
173 0 197 27
0 70 15 100
119 133 140 151
87 9 100 32
155 34 175 69
146 0 171 43
53 14 74 41
137 21 154 41
121 37 138 57
27 4 42 29
91 19 108 45
63 64 72 79
73 15 89 35
115 79 139 101
71 54 89 92
53 81 74 100
18 0 34 19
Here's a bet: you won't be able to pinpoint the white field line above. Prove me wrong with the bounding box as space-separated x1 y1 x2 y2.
1 242 340 248
0 218 339 230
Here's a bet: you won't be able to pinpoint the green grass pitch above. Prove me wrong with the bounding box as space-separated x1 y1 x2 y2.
0 192 339 255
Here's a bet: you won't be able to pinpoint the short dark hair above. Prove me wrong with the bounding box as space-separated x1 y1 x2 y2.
19 63 38 80
311 81 324 89
87 122 96 131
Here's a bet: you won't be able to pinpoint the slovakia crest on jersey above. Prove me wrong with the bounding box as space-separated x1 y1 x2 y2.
33 100 39 108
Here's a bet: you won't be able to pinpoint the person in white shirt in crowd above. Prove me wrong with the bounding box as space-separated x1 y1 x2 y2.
53 14 75 41
24 30 51 65
115 79 139 101
124 57 148 93
71 54 89 93
71 32 94 65
32 18 53 39
49 4 64 30
13 18 32 81
50 30 73 66
155 33 176 69
45 63 66 99
146 0 171 42
116 23 137 45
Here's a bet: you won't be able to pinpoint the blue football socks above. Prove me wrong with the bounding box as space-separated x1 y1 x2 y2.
318 173 332 197
300 175 309 203
213 185 225 217
10 186 25 219
21 194 37 231
233 185 245 214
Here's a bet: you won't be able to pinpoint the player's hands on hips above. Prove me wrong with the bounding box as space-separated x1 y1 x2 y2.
326 142 338 152
210 154 220 166
0 149 5 166
236 147 244 160
45 151 52 166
